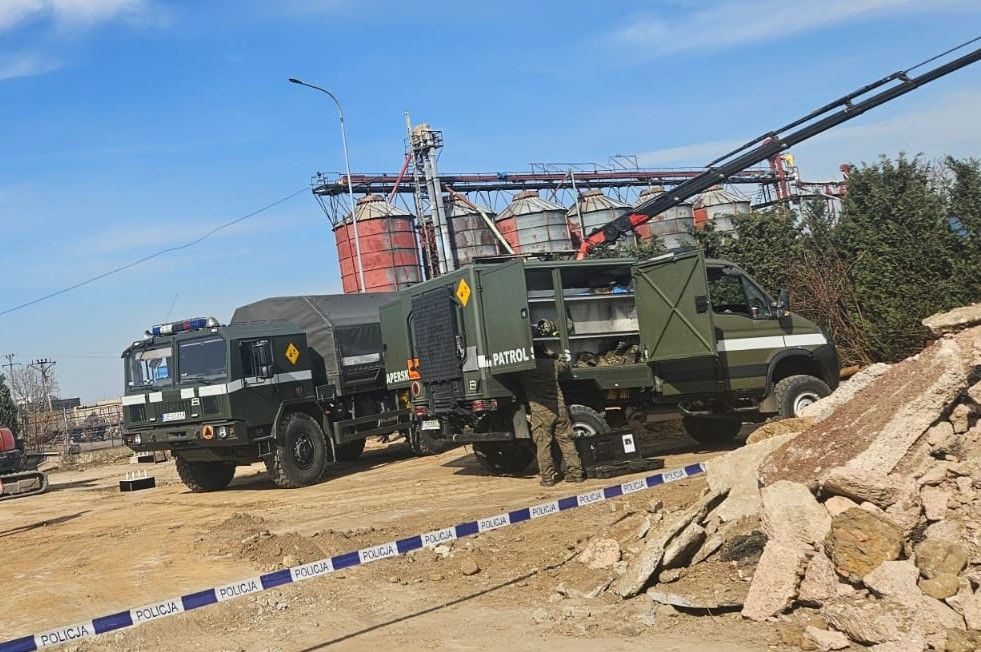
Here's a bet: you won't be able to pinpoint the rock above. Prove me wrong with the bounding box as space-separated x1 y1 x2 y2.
798 552 839 607
636 516 652 540
460 560 480 576
962 590 981 630
927 421 957 450
706 434 796 523
804 626 849 651
944 579 973 615
922 486 951 521
611 489 728 598
578 538 621 570
822 595 912 645
970 380 981 405
800 362 890 422
919 461 952 486
740 540 806 621
433 544 452 559
761 480 831 548
915 539 969 579
919 596 966 648
863 560 921 606
555 576 613 600
955 475 974 495
925 520 963 543
657 568 686 583
947 628 981 652
951 404 973 435
647 588 743 610
824 495 859 517
530 608 549 624
867 626 926 652
922 302 981 336
825 508 903 581
646 499 663 514
920 573 961 600
661 522 705 569
821 467 906 508
885 484 924 535
689 533 724 565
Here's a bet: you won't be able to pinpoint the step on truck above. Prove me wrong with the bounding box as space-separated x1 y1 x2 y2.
380 250 840 475
121 294 417 492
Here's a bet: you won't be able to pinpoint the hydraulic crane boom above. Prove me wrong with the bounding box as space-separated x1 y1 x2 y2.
576 42 981 259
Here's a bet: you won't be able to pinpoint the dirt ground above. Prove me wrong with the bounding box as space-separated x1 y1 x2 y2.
1 427 782 651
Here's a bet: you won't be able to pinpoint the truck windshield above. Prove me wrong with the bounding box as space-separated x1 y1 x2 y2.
129 346 173 388
178 336 227 383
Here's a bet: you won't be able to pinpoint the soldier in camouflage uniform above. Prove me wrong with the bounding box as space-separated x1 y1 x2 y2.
518 338 584 486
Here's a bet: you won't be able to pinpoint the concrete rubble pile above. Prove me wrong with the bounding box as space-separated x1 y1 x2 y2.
580 303 981 651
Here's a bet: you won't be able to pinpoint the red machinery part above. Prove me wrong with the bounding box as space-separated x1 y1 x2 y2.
0 427 15 453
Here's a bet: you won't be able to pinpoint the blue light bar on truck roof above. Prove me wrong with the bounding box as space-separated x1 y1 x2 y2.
149 316 220 336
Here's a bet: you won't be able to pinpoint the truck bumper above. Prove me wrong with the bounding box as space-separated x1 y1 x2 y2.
123 421 262 462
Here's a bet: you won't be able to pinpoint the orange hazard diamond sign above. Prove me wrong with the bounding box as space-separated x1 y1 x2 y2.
285 342 300 365
456 278 471 306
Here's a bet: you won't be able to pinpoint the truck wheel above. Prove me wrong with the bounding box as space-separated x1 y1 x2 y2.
473 440 536 476
568 404 610 438
175 457 236 492
773 374 831 418
411 430 452 457
266 412 328 488
682 415 742 447
335 438 366 462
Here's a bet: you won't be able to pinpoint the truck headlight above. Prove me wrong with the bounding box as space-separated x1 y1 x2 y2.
133 434 142 445
217 425 228 439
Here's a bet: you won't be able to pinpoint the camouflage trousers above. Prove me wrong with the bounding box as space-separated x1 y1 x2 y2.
530 401 583 480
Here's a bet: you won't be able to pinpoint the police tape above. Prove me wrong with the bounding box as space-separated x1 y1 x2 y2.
0 462 706 651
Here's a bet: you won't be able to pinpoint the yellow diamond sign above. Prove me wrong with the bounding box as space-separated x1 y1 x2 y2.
456 278 471 306
285 342 300 365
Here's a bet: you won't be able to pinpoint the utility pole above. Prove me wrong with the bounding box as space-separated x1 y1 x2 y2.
29 358 56 411
3 353 15 384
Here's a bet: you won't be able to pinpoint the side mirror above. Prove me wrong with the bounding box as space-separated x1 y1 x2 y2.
773 289 790 319
253 340 275 379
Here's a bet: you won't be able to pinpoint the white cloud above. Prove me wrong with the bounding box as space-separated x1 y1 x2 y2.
614 0 980 57
0 0 155 32
0 52 60 81
637 138 743 166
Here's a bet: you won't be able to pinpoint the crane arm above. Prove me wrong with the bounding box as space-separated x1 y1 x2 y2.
576 43 981 259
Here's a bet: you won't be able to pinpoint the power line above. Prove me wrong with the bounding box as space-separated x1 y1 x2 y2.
0 186 309 318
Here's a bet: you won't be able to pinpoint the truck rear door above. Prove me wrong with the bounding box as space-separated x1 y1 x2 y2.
475 259 536 375
633 251 720 396
380 298 412 389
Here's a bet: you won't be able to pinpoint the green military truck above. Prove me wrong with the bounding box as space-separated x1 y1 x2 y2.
380 250 839 474
121 294 415 492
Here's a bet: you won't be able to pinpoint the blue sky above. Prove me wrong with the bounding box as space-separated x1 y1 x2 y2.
1 0 979 402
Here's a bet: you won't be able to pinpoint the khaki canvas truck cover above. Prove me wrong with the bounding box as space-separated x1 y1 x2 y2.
231 293 399 391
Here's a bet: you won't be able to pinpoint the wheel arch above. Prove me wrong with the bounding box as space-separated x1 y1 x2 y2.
759 349 824 413
272 399 335 459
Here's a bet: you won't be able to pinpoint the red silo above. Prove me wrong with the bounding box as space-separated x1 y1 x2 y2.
334 194 422 293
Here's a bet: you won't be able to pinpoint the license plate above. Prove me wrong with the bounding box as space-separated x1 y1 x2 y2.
420 419 441 431
161 411 186 422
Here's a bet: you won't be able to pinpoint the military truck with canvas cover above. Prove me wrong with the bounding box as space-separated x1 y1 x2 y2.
121 293 412 491
381 250 839 474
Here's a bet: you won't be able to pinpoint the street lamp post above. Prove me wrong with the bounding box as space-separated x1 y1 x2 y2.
288 77 367 293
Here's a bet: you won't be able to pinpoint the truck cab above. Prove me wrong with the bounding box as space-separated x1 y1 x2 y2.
381 250 838 474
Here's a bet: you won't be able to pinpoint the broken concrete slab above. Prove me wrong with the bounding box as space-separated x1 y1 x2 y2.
914 538 969 579
823 495 859 518
799 362 890 422
740 539 806 621
821 466 906 508
921 485 951 521
761 480 831 548
863 559 921 606
611 489 727 598
922 302 981 336
822 595 913 645
919 572 960 600
647 589 742 610
798 552 839 607
804 625 849 651
661 522 705 570
578 537 621 570
706 434 795 523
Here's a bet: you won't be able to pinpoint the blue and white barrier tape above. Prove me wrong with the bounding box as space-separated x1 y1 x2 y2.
0 462 706 651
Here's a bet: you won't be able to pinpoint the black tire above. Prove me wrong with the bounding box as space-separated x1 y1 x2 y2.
473 440 536 476
265 412 328 489
410 429 453 457
773 374 831 418
335 438 366 462
175 457 236 493
568 404 610 438
682 415 742 447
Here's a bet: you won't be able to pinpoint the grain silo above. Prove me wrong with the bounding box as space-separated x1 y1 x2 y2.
443 196 500 265
692 185 751 233
494 190 573 253
567 189 630 240
632 186 695 249
334 194 422 293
